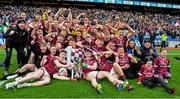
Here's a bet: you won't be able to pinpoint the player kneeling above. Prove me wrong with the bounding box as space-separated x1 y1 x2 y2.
82 50 133 95
138 57 176 95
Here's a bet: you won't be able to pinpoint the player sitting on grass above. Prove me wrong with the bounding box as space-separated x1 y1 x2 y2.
154 49 171 83
96 50 128 82
53 50 76 81
82 50 133 95
5 46 63 89
115 46 138 79
137 57 176 95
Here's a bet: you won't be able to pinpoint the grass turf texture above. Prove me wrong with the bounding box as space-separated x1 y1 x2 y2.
0 48 179 98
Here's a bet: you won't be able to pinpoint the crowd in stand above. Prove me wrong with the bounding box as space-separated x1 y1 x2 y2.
0 5 177 95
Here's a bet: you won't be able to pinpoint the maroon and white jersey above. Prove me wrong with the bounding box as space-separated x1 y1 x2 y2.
82 59 97 75
43 54 58 76
154 56 170 74
74 36 85 42
138 65 156 82
65 46 84 64
90 41 106 52
98 56 113 71
118 53 131 66
114 36 127 49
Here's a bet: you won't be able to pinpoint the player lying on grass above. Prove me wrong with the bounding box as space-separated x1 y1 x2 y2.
137 57 176 95
154 49 171 83
82 50 133 95
1 43 50 80
5 47 72 89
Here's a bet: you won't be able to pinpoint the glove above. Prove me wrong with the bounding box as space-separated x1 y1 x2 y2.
82 63 88 68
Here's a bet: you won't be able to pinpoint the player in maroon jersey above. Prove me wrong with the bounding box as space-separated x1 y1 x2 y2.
82 50 133 95
106 39 118 52
154 49 171 82
106 22 135 48
91 38 106 52
96 51 126 80
74 30 85 42
138 57 176 95
53 50 76 81
115 46 138 79
5 47 59 89
2 43 50 80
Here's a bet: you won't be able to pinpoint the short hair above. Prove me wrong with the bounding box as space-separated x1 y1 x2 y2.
40 42 47 47
76 29 83 33
160 48 167 52
59 50 67 54
117 45 124 49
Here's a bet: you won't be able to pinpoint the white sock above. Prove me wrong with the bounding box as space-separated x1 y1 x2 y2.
7 74 18 80
26 83 32 87
14 81 19 85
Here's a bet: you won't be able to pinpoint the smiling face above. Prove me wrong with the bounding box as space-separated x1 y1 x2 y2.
128 40 135 48
40 44 48 53
95 39 104 48
18 22 26 30
37 29 43 35
56 42 62 49
144 42 151 48
69 40 76 47
59 51 66 59
146 60 153 66
160 50 167 58
85 51 92 59
109 41 115 50
76 31 82 37
50 47 57 55
118 47 124 56
61 30 67 37
20 13 26 19
57 36 64 42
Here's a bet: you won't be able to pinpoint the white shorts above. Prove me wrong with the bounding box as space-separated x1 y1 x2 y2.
109 68 116 75
87 71 98 79
40 67 50 77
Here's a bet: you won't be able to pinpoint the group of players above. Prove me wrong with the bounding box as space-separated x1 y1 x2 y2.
1 8 176 95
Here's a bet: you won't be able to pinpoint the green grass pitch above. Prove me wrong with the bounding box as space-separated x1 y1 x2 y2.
0 48 179 98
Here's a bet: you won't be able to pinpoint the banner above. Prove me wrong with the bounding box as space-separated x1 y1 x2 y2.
65 0 180 9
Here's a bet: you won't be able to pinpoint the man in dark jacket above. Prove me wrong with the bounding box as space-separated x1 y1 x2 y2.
3 19 29 75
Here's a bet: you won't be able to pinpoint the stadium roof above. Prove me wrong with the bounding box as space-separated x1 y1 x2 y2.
0 0 180 4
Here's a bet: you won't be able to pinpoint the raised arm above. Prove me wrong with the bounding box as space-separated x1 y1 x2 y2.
126 24 135 38
40 56 48 67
